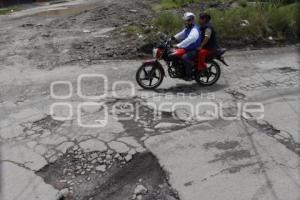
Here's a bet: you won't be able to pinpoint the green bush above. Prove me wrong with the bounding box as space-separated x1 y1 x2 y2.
0 5 21 15
208 6 258 39
152 1 298 45
239 0 248 7
266 0 298 5
0 7 14 15
153 12 183 35
207 3 298 41
266 3 298 38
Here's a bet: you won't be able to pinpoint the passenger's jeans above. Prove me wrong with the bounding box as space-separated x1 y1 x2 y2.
182 50 197 78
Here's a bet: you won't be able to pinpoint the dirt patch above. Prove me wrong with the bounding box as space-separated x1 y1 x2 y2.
0 0 160 69
36 147 179 200
48 0 159 29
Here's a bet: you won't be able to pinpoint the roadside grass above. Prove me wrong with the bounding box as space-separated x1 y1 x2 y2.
0 8 13 15
154 0 234 10
0 7 20 15
155 0 298 10
208 3 298 41
238 0 248 7
266 3 298 39
151 2 298 43
122 25 143 35
153 12 182 35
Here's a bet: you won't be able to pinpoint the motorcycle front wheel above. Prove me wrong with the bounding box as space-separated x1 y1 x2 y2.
195 60 221 86
136 63 164 90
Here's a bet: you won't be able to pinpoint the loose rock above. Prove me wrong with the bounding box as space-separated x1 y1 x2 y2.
95 165 106 172
79 139 107 153
108 141 130 153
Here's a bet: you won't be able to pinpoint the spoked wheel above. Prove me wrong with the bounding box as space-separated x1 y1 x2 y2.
136 63 164 90
195 60 221 86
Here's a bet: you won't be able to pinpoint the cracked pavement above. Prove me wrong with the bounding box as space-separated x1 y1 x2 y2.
1 46 299 200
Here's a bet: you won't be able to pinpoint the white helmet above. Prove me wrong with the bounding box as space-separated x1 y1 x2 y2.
182 12 195 21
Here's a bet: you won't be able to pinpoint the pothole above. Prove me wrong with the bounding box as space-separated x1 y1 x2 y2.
36 146 180 200
108 98 196 139
32 115 64 130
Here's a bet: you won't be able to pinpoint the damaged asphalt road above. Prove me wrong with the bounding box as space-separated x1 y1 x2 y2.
0 0 300 200
0 46 299 200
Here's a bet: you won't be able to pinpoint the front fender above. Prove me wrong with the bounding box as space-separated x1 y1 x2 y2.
142 60 166 77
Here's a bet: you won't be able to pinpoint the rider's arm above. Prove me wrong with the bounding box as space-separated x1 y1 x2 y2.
173 29 186 42
176 27 199 49
199 27 212 49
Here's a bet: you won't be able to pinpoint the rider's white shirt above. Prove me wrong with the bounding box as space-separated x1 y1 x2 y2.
174 26 200 49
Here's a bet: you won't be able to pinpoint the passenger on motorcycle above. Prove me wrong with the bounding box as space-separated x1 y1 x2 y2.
197 13 219 71
171 12 201 81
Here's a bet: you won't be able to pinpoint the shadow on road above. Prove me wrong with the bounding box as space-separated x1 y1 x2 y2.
153 83 229 94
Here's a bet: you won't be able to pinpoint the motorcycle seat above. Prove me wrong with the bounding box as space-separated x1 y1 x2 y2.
204 48 227 63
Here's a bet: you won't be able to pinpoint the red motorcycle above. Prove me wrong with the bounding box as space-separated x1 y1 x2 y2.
136 39 228 90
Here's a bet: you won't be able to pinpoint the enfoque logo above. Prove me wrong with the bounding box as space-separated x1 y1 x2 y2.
50 74 134 128
50 74 265 128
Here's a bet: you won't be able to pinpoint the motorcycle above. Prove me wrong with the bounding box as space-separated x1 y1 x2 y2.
136 38 228 90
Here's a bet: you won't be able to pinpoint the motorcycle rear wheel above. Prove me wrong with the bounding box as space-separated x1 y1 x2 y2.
136 63 164 90
195 60 221 86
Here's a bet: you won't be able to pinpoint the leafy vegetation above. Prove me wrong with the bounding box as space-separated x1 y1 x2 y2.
122 25 143 35
0 7 20 15
208 3 298 42
0 8 12 15
155 0 298 10
153 12 182 35
152 0 298 45
238 0 248 7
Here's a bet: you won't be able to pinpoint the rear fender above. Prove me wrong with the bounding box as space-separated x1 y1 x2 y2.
217 57 229 66
142 60 166 77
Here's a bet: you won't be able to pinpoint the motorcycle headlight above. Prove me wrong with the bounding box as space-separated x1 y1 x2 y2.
153 48 158 58
153 48 162 59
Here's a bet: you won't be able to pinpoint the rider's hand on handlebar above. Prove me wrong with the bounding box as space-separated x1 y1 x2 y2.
171 36 178 42
172 44 178 48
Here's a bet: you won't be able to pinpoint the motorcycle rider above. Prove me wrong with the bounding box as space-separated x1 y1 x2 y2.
172 12 201 81
197 13 219 71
